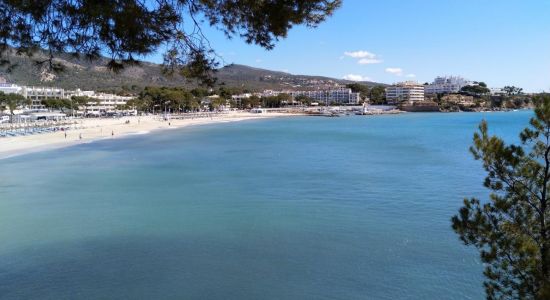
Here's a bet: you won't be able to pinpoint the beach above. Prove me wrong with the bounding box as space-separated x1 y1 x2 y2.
0 111 295 159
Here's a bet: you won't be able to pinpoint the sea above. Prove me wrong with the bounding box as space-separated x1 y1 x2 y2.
0 110 533 299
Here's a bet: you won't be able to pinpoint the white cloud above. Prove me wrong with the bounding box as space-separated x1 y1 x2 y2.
358 58 383 65
385 68 403 76
406 73 416 78
344 50 383 65
343 74 372 81
344 51 376 59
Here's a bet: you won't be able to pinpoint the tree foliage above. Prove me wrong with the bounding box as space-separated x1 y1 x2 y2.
294 94 313 106
0 0 341 85
241 95 261 109
461 84 491 97
504 86 524 96
261 94 285 108
0 91 29 116
452 95 550 299
135 86 204 112
42 97 71 111
346 83 370 100
368 85 386 104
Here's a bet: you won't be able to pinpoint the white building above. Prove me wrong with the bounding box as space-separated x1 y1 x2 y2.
288 88 360 105
385 81 425 104
0 76 135 114
21 86 66 109
424 76 471 95
490 87 506 96
68 89 135 115
0 77 66 110
0 83 23 95
259 90 282 97
231 93 253 104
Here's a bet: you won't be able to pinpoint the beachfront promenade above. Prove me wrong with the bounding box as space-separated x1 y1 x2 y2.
0 111 296 159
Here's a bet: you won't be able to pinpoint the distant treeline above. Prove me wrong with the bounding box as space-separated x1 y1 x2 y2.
125 87 300 112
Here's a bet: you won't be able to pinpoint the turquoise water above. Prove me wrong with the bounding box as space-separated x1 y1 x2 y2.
0 111 532 299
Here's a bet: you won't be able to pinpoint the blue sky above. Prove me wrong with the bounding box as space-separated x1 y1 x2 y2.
149 0 550 92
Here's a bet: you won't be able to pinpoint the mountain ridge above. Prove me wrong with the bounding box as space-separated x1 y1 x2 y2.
0 51 384 92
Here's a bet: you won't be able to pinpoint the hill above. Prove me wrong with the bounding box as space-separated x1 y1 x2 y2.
0 50 384 92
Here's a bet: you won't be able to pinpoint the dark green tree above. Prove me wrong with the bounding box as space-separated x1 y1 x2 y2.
346 83 370 100
452 95 550 299
461 85 491 97
242 95 261 109
262 95 282 108
277 93 292 105
369 85 386 105
42 98 70 112
0 0 341 84
503 86 524 96
70 96 92 112
208 97 227 111
0 92 29 122
295 94 312 106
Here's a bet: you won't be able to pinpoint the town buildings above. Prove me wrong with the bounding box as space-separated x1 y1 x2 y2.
231 88 361 106
385 81 425 104
424 76 471 95
0 78 134 114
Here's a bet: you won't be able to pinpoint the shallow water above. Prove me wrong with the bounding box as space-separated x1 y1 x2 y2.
0 111 532 299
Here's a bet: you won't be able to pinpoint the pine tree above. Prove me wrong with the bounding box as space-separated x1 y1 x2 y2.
452 95 550 299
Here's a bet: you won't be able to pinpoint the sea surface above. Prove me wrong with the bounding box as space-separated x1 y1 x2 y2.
0 110 533 299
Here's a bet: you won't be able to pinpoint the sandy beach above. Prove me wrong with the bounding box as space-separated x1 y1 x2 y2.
0 111 296 159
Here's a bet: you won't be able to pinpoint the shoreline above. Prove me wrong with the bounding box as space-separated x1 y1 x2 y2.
0 109 531 160
0 112 298 160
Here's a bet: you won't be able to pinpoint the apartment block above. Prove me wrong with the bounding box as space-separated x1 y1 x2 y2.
385 82 425 105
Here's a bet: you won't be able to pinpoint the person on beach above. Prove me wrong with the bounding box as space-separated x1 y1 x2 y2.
79 133 82 140
112 130 114 137
64 132 67 139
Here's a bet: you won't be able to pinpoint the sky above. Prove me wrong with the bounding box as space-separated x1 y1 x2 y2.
149 0 550 92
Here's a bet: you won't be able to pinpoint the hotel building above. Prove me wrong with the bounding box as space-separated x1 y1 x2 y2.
21 86 66 109
68 89 135 115
385 81 425 104
289 88 361 105
424 76 471 95
0 77 134 113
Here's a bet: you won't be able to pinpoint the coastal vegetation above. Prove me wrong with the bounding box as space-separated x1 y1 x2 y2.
42 96 91 114
460 82 491 96
452 95 550 299
346 83 387 104
121 86 300 112
0 91 29 122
